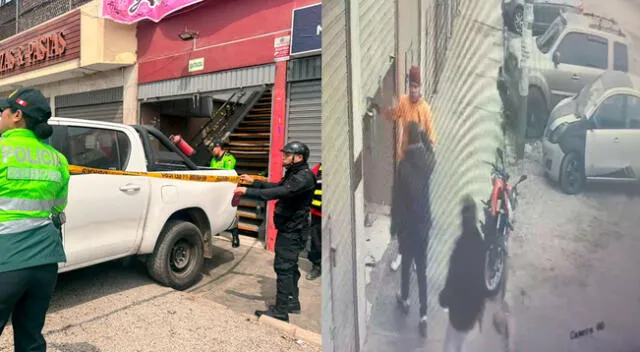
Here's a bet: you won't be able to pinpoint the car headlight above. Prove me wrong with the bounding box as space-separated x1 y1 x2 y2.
548 122 568 144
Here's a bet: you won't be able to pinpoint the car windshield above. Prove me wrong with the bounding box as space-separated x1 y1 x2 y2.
576 76 606 115
536 16 565 53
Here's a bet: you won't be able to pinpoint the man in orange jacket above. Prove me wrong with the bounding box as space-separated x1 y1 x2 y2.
386 65 437 272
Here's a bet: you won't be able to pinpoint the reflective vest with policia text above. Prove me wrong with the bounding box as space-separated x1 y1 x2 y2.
311 164 321 217
0 129 69 274
210 152 236 170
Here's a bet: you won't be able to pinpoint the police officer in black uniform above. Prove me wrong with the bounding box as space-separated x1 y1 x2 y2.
233 141 315 322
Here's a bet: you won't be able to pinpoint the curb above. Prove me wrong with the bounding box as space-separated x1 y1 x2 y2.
189 294 321 347
258 315 322 348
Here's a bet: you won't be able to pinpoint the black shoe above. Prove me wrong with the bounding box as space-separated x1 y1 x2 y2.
306 266 321 280
270 300 301 314
231 233 240 248
255 307 289 322
419 316 428 337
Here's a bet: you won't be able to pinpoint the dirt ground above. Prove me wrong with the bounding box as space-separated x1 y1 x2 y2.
504 142 640 351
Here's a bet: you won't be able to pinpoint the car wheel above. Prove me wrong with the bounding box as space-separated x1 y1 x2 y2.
147 220 205 291
559 152 584 195
511 6 523 35
526 88 548 139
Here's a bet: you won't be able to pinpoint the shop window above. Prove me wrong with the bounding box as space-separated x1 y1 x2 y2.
65 127 131 170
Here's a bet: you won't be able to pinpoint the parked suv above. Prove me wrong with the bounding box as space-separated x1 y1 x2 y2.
542 71 640 194
502 0 583 36
497 12 631 138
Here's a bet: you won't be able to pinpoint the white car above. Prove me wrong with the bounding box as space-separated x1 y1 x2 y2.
46 117 238 290
542 71 640 194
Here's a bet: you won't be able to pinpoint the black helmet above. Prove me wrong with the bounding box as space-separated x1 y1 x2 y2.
281 141 310 162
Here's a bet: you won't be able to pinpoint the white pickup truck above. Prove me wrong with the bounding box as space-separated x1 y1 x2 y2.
45 117 238 290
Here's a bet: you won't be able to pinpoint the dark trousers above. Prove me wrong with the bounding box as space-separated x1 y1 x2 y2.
307 215 321 268
399 236 429 316
274 231 304 307
0 264 58 352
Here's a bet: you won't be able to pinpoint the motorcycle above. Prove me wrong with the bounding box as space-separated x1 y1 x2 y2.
480 147 527 298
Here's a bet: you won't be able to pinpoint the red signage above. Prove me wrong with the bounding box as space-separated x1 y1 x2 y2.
0 10 80 80
0 31 67 74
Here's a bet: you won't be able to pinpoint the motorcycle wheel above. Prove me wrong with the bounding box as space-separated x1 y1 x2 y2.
484 242 507 298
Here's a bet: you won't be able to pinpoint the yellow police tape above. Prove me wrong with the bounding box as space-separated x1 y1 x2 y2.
68 165 267 184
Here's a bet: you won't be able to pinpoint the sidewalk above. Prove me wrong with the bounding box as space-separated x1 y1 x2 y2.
363 0 508 350
190 233 321 335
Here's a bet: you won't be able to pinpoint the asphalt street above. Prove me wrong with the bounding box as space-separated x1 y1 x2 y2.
0 237 321 352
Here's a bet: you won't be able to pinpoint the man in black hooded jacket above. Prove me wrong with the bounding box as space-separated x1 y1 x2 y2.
390 121 436 337
439 196 488 351
234 141 316 323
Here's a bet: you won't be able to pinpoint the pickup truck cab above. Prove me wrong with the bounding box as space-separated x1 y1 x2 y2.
45 117 238 290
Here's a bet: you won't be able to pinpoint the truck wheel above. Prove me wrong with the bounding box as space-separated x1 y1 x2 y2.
147 220 204 291
511 6 523 35
526 88 548 139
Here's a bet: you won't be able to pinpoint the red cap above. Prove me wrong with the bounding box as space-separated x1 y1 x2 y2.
409 65 421 85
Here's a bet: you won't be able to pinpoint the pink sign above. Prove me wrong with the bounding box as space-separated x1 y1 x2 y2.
102 0 204 24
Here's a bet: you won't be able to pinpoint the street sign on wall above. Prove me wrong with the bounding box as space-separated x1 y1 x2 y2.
274 35 291 62
289 3 322 57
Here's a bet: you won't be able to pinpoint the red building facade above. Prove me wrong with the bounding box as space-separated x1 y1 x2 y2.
137 0 321 250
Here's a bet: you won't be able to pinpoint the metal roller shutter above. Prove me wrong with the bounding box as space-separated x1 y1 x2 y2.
286 79 322 166
56 102 124 123
55 87 124 123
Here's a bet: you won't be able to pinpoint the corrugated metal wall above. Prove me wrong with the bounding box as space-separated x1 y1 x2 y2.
286 81 321 165
55 87 124 123
138 64 276 100
358 0 395 103
56 103 124 123
322 0 358 350
287 56 322 166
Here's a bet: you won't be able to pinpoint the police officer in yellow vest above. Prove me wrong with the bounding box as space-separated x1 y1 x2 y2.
209 140 236 170
210 140 240 247
0 88 70 352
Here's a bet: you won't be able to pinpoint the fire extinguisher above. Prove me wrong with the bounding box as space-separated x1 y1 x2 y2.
170 134 195 156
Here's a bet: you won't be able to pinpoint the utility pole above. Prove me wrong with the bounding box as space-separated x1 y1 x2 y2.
516 0 534 159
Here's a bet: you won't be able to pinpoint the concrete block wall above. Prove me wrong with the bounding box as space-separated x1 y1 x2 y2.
0 0 92 41
0 1 16 41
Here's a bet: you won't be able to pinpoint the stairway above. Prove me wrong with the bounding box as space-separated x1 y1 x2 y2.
226 88 273 236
